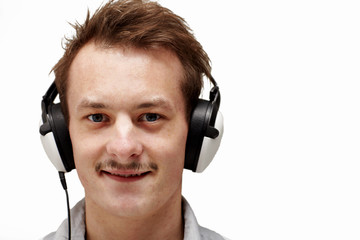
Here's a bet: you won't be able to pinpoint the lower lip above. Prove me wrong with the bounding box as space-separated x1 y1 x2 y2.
103 171 150 183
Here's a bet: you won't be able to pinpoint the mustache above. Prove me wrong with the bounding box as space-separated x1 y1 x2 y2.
95 160 158 172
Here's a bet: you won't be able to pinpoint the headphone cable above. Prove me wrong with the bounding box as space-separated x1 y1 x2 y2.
59 172 71 240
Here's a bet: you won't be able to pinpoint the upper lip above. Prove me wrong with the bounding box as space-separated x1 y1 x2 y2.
102 170 150 177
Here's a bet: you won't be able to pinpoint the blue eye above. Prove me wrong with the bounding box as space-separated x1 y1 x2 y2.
88 114 106 122
141 113 160 122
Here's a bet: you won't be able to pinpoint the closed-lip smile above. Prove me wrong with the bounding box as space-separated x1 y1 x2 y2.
101 170 151 182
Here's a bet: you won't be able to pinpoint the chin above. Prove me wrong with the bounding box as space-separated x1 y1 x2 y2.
99 192 156 218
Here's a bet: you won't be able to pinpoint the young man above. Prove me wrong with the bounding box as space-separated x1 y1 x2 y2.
41 0 226 239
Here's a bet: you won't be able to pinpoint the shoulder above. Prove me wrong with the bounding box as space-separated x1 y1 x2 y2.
199 225 230 240
40 199 86 240
41 232 55 240
182 197 230 240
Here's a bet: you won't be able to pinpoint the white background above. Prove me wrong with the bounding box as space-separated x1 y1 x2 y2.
0 0 360 239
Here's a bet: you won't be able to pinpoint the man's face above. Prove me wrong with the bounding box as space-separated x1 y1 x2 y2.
67 42 188 218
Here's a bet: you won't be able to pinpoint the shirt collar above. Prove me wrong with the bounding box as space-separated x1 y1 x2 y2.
57 197 203 240
182 197 202 240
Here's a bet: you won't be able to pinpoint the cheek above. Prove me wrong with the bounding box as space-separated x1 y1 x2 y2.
155 131 187 196
69 123 104 178
149 123 188 173
72 137 106 192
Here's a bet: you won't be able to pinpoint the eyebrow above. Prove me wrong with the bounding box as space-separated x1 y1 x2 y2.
77 97 173 112
136 97 173 111
77 99 108 111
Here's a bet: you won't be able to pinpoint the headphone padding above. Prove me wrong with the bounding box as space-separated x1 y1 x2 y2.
48 103 75 172
184 99 212 171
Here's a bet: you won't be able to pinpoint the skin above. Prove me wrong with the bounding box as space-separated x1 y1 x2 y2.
67 42 188 240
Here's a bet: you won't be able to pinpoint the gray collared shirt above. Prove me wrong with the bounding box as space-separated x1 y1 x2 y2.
42 197 229 240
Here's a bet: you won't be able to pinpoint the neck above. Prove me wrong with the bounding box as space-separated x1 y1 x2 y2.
85 193 184 240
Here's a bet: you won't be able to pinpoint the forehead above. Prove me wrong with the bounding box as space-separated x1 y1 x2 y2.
69 42 185 87
67 42 186 112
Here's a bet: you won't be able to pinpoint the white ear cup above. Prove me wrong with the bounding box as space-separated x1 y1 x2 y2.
195 111 224 172
39 120 67 172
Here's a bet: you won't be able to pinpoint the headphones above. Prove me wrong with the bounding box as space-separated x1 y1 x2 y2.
39 77 223 173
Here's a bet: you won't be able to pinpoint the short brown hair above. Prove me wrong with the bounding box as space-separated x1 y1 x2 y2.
52 0 214 121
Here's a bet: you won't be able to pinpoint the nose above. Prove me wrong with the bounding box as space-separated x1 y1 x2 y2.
105 116 143 161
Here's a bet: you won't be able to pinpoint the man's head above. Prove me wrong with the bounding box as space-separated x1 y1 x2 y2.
67 42 189 219
47 0 217 222
52 0 214 122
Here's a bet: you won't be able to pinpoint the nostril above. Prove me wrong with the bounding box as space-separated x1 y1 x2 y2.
105 137 143 160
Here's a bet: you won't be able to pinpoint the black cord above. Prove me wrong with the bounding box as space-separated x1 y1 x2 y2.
59 172 71 240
